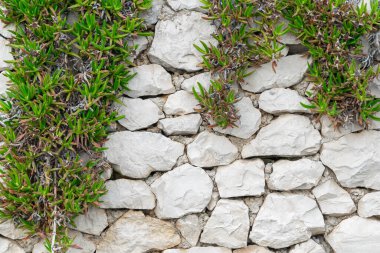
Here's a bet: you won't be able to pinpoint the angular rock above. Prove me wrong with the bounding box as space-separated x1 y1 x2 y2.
369 75 380 98
249 193 325 249
163 90 199 115
0 21 15 38
181 72 212 93
116 97 164 130
149 11 217 72
200 199 249 248
72 206 108 236
164 248 232 253
151 163 213 219
215 159 265 198
289 240 325 253
242 55 310 93
158 114 202 135
234 246 274 253
268 158 325 191
187 131 238 167
214 97 262 139
320 115 362 140
97 211 181 253
128 36 149 61
0 237 24 253
175 214 202 246
140 0 165 25
0 39 13 71
0 219 28 240
167 0 204 12
100 179 155 209
124 64 174 98
104 131 184 178
0 71 9 96
258 88 311 114
326 216 380 253
242 114 321 158
312 179 356 216
358 191 380 218
320 130 380 189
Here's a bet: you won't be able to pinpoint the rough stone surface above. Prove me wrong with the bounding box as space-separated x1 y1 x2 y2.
104 131 184 178
0 39 13 71
242 55 310 93
167 0 204 12
320 130 380 189
0 21 15 38
242 114 321 158
100 179 155 209
72 206 108 236
258 88 311 114
124 64 175 98
96 211 181 253
369 76 380 98
214 97 262 139
233 246 274 253
181 72 212 93
163 248 232 253
249 193 325 249
140 0 164 25
268 158 325 191
151 163 213 219
0 237 24 253
175 214 202 246
215 159 265 198
163 90 199 116
0 219 28 240
158 114 202 135
149 11 217 72
289 240 326 253
187 131 239 167
358 191 380 218
326 216 380 253
200 199 249 248
116 97 164 130
0 72 9 95
320 115 362 140
312 179 356 216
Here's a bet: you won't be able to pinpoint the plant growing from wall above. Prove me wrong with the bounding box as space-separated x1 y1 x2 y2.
0 0 151 251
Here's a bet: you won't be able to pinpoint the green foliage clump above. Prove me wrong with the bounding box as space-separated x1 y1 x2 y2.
0 0 151 251
279 0 380 126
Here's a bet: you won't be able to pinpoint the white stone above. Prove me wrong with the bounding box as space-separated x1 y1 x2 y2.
214 97 262 139
163 90 199 115
234 246 274 253
129 36 149 61
215 159 265 198
72 206 108 236
167 0 204 12
358 191 380 218
326 216 380 253
0 237 24 253
100 179 155 209
116 97 164 130
164 248 232 253
0 219 28 240
176 214 202 246
242 55 310 93
258 88 311 114
312 179 356 216
158 114 202 135
200 199 249 248
96 211 181 253
0 21 15 38
249 193 325 249
369 76 380 98
320 130 380 189
181 72 212 93
242 114 321 158
320 115 363 140
104 131 184 178
187 131 239 167
268 159 325 191
151 163 213 219
124 64 175 98
0 71 9 96
289 240 325 253
140 0 165 25
149 11 217 72
0 39 13 71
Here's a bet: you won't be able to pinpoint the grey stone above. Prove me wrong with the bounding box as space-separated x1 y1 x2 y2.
163 90 199 116
181 72 212 93
176 214 202 246
72 206 108 236
358 191 380 218
158 114 202 135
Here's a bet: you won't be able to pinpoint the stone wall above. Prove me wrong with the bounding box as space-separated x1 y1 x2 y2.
1 0 380 253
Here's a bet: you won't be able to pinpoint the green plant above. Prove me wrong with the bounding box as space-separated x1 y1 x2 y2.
0 0 151 251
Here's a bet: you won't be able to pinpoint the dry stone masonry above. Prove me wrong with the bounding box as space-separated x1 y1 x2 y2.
1 1 380 253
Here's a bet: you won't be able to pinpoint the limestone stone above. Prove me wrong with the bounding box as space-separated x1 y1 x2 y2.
0 21 15 38
116 97 164 130
242 114 321 158
158 114 202 135
289 240 325 253
124 64 174 98
0 219 28 240
0 71 9 95
167 0 204 12
369 75 380 98
320 115 362 140
0 39 13 71
96 211 180 253
163 90 199 115
249 193 325 249
358 191 380 218
200 199 249 248
0 237 24 253
128 36 149 61
104 131 184 178
100 179 155 209
149 11 217 72
176 214 202 246
72 206 108 236
181 72 212 93
320 130 380 189
242 55 310 93
140 0 165 25
214 97 262 139
215 159 265 198
163 248 232 253
326 216 380 253
151 163 213 219
187 131 239 167
233 246 273 253
268 158 325 191
312 179 356 216
258 88 311 114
